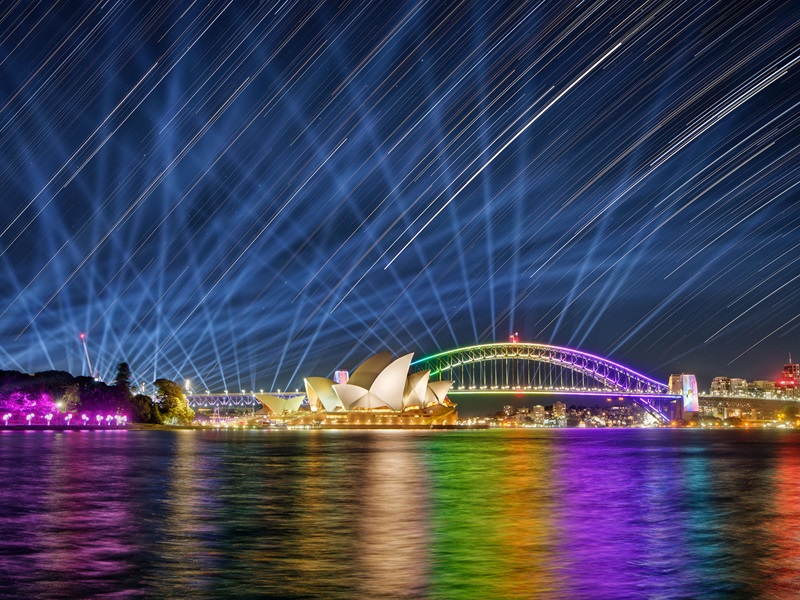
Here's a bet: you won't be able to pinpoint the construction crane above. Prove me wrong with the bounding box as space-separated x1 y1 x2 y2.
80 333 99 380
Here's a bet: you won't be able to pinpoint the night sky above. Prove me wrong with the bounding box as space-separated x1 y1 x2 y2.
1 0 798 392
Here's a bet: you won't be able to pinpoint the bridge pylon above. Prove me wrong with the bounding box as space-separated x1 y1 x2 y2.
668 374 699 420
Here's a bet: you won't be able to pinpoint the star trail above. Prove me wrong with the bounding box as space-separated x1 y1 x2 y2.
0 0 798 391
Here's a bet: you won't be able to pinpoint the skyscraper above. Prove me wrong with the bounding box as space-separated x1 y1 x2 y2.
778 355 798 397
782 358 799 380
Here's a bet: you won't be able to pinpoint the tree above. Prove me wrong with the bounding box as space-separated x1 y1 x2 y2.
59 383 81 412
782 405 799 421
0 368 141 419
0 389 58 415
153 378 194 424
113 362 133 398
131 393 160 423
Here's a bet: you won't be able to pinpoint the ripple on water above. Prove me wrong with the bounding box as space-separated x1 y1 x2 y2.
1 428 799 599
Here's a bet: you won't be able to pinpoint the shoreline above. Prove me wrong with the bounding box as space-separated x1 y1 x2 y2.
2 423 795 432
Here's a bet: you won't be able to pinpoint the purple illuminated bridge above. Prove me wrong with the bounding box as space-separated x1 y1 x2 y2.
412 342 680 420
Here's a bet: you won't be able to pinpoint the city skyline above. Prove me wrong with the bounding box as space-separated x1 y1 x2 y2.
0 0 798 391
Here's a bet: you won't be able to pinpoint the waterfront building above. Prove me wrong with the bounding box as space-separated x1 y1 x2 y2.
750 380 776 396
257 394 304 414
711 377 774 399
710 377 731 395
301 352 456 427
532 405 545 424
552 401 566 419
730 378 748 396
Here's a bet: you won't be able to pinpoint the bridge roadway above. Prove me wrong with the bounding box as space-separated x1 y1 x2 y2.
443 387 788 403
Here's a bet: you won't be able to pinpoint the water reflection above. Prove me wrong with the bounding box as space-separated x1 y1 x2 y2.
284 430 359 596
39 432 141 598
426 431 561 599
767 441 800 597
0 432 145 597
354 434 430 598
1 429 800 598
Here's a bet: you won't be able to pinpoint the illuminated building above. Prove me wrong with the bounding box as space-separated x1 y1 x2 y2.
784 359 800 380
187 392 305 416
710 377 731 395
532 405 545 425
552 402 566 419
300 352 456 427
729 378 748 396
669 374 699 416
255 394 304 415
711 377 775 398
778 356 798 397
750 380 776 397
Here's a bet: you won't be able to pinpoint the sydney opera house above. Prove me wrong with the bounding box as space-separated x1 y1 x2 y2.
296 352 457 427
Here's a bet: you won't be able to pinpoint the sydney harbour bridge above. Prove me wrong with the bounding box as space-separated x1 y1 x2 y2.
409 342 689 422
187 341 713 422
411 342 669 396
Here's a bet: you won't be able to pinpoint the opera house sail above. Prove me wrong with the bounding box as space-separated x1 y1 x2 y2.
301 352 457 427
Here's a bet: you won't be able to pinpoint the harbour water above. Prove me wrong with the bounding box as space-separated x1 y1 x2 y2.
1 428 799 598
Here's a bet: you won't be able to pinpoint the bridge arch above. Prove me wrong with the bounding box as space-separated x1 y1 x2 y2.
411 342 668 396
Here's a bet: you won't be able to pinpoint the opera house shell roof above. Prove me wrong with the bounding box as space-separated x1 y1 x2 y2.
254 393 305 415
304 352 452 413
